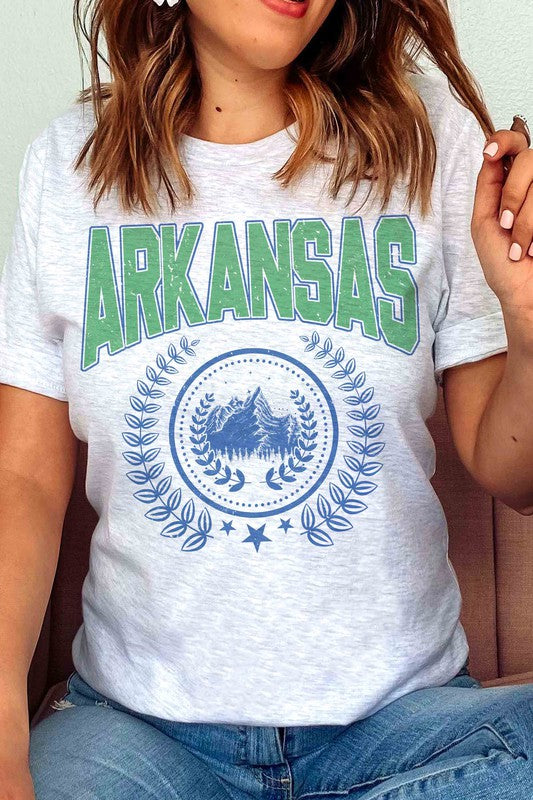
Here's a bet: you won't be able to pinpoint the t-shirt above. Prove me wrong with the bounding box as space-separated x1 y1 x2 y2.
0 69 508 726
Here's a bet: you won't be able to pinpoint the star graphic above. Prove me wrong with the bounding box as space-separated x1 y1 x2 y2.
242 524 271 553
220 520 235 535
278 518 293 533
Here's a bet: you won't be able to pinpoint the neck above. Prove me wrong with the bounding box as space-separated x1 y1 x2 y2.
185 15 294 144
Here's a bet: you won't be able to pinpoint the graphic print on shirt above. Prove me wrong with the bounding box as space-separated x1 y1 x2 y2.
81 215 421 551
169 347 339 520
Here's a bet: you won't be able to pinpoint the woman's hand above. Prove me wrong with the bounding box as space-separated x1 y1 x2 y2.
471 126 533 320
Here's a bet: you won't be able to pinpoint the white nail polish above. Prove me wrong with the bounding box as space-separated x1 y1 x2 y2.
483 142 498 157
500 209 514 229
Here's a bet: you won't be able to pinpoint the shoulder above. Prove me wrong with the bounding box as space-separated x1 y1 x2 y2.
406 68 481 140
26 101 96 175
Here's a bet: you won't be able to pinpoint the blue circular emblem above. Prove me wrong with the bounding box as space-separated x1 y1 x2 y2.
169 348 338 518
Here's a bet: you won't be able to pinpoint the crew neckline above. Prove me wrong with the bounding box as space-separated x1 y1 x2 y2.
178 120 299 167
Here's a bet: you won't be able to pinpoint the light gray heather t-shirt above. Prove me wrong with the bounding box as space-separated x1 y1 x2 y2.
0 70 508 725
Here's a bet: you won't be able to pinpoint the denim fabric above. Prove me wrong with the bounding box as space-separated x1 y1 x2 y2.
29 661 533 799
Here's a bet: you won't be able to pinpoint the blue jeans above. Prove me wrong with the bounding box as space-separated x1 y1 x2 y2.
29 662 533 799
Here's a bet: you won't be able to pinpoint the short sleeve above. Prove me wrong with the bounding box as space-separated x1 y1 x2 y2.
432 105 508 387
0 138 67 401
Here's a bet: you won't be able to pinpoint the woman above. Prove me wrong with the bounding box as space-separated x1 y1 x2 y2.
1 0 532 797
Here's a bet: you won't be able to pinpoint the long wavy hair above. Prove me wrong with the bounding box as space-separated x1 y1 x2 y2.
72 0 494 218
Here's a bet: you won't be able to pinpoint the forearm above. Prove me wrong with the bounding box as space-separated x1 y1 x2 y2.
0 471 64 728
473 313 533 512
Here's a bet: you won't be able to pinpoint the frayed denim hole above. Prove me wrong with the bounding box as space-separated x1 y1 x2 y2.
49 696 76 712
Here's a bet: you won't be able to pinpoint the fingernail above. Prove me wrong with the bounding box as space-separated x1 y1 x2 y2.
528 241 533 257
483 142 498 157
509 242 522 261
500 209 514 229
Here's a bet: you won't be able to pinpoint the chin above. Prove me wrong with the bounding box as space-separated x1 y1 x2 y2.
239 39 303 71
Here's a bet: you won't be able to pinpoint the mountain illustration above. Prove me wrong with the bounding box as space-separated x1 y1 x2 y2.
204 386 300 460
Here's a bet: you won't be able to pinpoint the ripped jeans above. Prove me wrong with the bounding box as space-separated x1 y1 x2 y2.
29 660 533 799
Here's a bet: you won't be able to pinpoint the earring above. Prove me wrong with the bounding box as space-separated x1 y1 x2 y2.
153 0 182 7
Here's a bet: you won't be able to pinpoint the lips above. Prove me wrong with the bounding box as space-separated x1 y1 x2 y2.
259 0 310 20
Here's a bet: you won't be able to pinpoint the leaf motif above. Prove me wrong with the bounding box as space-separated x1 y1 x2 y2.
302 504 316 530
182 533 208 552
360 387 374 403
317 494 332 519
364 404 381 420
337 469 355 489
127 470 149 485
344 455 362 473
366 423 384 438
361 462 383 476
229 469 246 492
156 475 172 495
141 417 158 429
342 499 368 514
353 481 377 495
133 489 159 504
329 483 345 504
161 521 187 538
181 499 195 523
198 508 212 534
140 433 159 445
345 358 356 374
347 441 365 454
347 424 365 437
122 451 144 466
130 396 145 412
167 489 182 510
124 413 142 429
147 462 165 480
122 432 141 447
145 506 171 522
143 447 161 462
307 529 334 547
326 515 353 532
365 442 385 456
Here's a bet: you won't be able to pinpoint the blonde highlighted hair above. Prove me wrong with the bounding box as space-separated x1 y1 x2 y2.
72 0 495 217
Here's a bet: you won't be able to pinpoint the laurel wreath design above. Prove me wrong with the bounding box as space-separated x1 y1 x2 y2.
298 331 385 547
121 337 216 553
189 393 246 492
265 390 317 490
